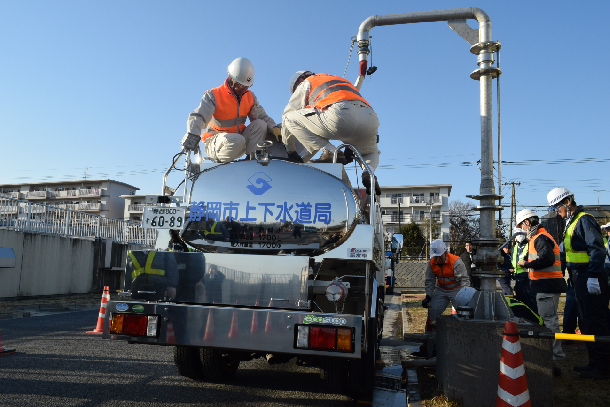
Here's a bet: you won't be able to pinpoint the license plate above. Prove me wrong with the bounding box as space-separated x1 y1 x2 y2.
142 207 186 229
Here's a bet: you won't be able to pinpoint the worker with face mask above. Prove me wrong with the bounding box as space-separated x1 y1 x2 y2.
181 58 281 162
281 71 381 195
422 239 470 322
511 227 538 313
547 187 610 379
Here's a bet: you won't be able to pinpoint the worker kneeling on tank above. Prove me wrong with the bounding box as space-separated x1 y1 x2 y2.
423 239 471 322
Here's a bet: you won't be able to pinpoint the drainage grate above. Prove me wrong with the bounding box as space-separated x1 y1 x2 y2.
375 375 403 391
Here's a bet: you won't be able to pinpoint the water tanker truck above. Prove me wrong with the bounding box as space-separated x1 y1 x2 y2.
102 143 387 396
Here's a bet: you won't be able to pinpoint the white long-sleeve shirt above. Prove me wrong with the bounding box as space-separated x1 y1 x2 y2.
186 86 277 137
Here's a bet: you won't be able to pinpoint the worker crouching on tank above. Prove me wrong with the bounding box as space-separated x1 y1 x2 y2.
515 209 567 370
422 240 471 322
128 250 179 301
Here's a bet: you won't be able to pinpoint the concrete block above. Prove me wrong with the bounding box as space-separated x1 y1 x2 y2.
436 316 552 407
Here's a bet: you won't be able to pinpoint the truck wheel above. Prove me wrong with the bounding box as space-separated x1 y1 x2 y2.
174 346 205 380
348 317 377 397
320 358 348 392
200 349 240 381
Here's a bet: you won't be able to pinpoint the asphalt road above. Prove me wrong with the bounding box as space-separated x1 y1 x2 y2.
0 301 409 407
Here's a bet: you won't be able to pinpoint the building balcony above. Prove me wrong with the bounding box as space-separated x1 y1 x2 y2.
382 214 444 224
78 188 101 197
78 203 101 211
128 204 148 212
56 190 79 198
380 196 443 208
26 191 48 199
0 192 21 199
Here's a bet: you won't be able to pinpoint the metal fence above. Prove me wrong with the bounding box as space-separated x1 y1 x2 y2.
0 196 155 246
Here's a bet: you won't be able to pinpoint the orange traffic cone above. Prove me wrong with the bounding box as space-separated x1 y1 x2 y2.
497 321 530 407
451 306 457 315
265 299 274 332
228 310 239 338
251 300 259 333
87 286 110 334
204 308 214 341
0 332 15 355
166 321 177 344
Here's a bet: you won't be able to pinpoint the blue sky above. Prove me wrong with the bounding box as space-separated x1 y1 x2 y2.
1 1 608 221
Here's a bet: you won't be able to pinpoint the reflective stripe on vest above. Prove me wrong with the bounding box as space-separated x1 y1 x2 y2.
430 252 461 290
505 297 544 325
565 212 592 263
305 74 370 109
203 222 222 235
129 251 165 280
512 244 529 274
528 227 562 280
201 80 254 141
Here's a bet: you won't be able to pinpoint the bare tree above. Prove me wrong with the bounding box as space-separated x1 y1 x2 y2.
449 200 479 254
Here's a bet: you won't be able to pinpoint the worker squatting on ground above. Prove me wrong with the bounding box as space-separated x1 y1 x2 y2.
547 187 610 379
422 239 471 322
182 58 281 162
516 209 567 368
281 71 382 195
511 227 538 314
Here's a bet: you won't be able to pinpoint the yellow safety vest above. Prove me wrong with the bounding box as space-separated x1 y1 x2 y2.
203 221 222 235
511 244 529 274
129 251 165 279
564 212 592 263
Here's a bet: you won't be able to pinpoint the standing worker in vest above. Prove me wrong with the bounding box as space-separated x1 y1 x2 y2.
422 240 471 322
547 188 610 378
516 209 568 367
281 71 381 195
511 227 538 313
181 58 281 162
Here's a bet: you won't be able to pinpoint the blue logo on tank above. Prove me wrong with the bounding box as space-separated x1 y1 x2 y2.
116 303 128 312
247 172 272 195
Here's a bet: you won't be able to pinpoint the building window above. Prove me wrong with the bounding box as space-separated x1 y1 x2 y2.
391 194 403 204
412 193 424 203
430 192 440 203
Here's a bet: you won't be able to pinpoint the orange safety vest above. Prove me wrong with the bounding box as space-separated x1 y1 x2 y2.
305 74 371 110
430 252 462 290
201 80 254 141
527 227 562 280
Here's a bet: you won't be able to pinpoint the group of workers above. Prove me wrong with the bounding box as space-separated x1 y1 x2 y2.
182 57 381 196
423 187 610 379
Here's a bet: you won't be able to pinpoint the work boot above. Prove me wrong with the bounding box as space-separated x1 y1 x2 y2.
580 352 610 379
286 151 303 163
310 149 346 164
573 349 596 373
362 171 381 196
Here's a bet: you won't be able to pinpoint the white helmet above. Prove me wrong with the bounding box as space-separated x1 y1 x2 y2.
227 57 255 87
513 227 526 243
601 222 610 231
289 70 313 93
456 286 476 307
430 239 447 257
516 209 538 226
547 187 572 210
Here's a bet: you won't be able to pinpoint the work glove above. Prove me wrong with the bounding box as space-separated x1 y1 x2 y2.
587 277 602 295
421 295 432 308
272 127 282 142
344 147 354 164
181 132 200 152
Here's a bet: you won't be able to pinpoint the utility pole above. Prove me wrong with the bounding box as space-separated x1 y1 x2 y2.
503 181 520 232
593 190 604 205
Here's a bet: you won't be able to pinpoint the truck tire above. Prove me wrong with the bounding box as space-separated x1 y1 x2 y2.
174 346 205 380
320 358 348 392
348 317 377 397
200 349 240 381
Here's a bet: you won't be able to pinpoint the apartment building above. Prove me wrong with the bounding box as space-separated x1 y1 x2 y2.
120 194 153 222
0 179 138 219
379 184 452 245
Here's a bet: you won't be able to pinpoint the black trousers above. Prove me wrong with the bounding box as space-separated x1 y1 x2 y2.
514 275 538 314
569 264 610 354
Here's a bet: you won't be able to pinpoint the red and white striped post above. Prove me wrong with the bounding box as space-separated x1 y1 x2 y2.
87 286 110 334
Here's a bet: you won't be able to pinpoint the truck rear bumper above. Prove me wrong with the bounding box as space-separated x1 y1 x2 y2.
103 301 362 358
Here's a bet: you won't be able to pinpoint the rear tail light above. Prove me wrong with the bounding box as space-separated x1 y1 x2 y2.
109 314 159 337
295 325 354 352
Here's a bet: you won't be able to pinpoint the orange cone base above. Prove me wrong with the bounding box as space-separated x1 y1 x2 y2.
0 348 16 355
86 328 104 335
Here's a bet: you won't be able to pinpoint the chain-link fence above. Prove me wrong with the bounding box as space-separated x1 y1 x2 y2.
394 260 427 289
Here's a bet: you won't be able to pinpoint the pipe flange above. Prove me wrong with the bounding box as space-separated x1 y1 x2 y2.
466 194 504 201
470 67 502 80
473 205 504 211
470 41 501 55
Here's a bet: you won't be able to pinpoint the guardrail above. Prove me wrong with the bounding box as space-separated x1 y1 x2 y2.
0 196 155 247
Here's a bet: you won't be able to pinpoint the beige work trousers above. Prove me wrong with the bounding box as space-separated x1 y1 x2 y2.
428 287 461 322
283 101 380 170
537 293 566 361
204 119 267 163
